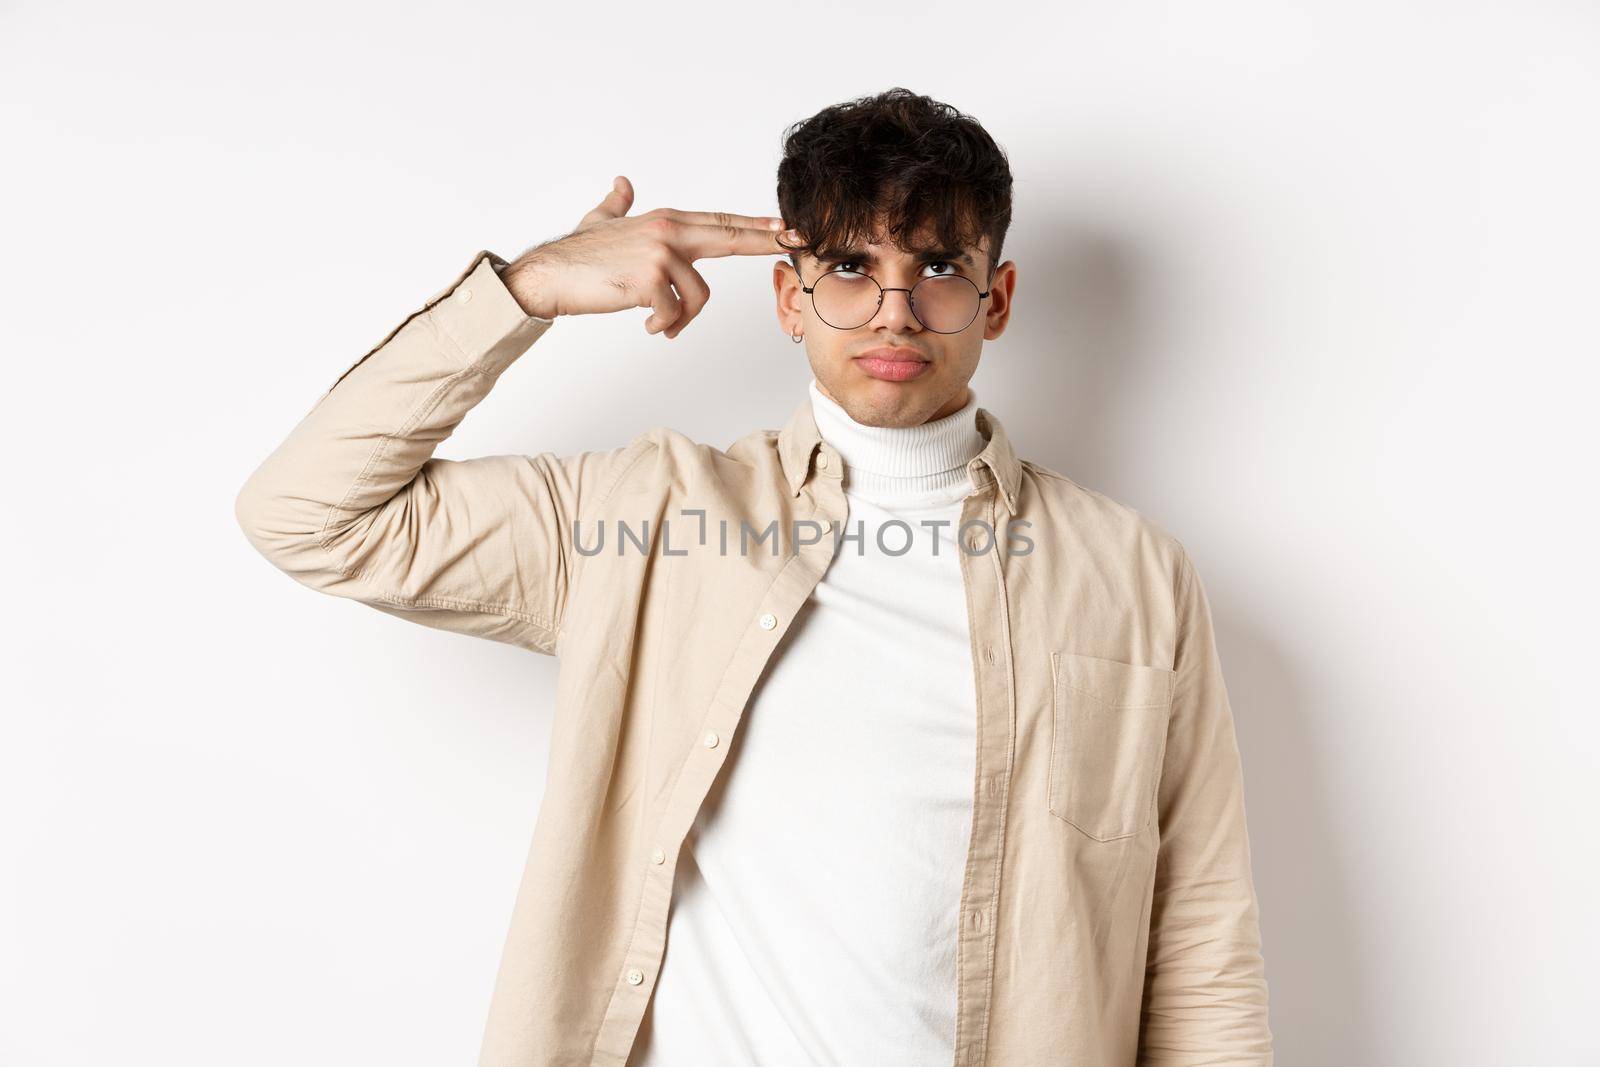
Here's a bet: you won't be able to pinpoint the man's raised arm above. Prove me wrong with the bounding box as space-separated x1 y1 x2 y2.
232 249 644 655
233 177 792 655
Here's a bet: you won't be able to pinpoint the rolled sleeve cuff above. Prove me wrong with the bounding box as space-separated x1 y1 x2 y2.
427 249 555 376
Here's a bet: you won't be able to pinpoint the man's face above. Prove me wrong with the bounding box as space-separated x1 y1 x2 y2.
774 223 1017 428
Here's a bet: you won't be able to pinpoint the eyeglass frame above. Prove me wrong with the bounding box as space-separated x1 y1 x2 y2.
796 262 992 334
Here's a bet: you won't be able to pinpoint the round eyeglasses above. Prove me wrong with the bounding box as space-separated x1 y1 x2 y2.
799 266 990 334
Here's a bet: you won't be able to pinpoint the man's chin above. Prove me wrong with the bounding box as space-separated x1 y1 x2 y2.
837 382 945 427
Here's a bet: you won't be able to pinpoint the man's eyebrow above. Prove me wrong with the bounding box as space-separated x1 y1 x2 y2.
818 248 976 268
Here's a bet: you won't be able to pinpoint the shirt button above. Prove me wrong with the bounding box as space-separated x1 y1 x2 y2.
458 287 474 303
758 612 777 630
816 452 829 469
985 646 998 664
626 968 644 985
650 847 665 865
703 731 720 748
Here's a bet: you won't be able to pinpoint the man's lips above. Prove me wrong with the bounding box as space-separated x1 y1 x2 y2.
856 346 928 363
854 347 932 382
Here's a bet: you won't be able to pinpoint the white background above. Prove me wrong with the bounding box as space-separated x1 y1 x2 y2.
3 2 1596 1064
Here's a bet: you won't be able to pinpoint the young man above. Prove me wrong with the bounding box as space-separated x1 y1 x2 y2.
236 88 1273 1066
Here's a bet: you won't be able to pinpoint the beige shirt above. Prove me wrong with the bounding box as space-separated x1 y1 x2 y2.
234 250 1274 1066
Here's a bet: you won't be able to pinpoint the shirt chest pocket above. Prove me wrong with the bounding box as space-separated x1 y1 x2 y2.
1048 652 1177 841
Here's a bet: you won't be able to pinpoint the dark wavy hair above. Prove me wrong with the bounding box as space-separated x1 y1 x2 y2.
775 88 1013 283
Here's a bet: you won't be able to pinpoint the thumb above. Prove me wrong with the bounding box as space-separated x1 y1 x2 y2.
579 174 634 227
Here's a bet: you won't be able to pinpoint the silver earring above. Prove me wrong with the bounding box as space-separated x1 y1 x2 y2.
791 328 804 343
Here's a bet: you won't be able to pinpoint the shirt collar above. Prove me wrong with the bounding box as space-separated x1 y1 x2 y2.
777 392 1022 512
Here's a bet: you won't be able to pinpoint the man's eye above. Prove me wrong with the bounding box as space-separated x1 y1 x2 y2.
826 260 958 276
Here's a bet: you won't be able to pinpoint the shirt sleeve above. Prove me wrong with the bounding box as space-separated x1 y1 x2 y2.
233 249 652 656
1138 546 1275 1064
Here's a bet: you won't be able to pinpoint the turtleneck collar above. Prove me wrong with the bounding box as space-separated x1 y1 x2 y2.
806 378 986 502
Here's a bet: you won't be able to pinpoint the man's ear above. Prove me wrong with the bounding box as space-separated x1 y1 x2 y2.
982 259 1017 340
774 259 805 332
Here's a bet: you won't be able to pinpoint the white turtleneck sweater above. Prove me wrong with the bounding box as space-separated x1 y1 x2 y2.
628 380 987 1067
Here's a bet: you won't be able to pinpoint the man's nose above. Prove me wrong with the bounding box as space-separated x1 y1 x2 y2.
869 286 923 332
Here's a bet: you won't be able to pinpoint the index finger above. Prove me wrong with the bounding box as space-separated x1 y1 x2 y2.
652 208 786 231
672 221 796 260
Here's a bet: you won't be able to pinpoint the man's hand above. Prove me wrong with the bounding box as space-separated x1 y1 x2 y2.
501 175 791 339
